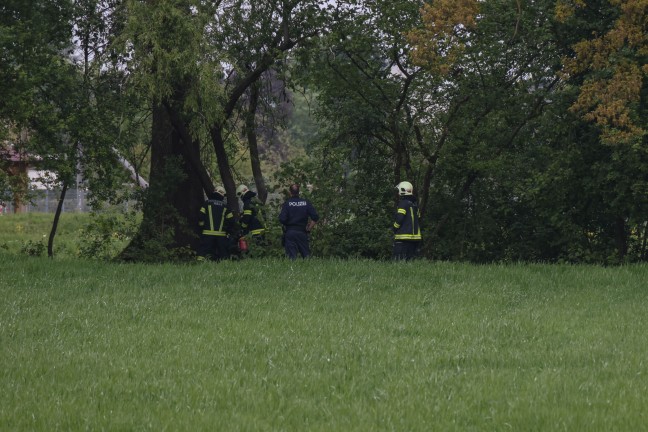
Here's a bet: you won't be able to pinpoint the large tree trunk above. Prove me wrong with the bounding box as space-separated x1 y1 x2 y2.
245 83 268 204
170 122 204 249
119 105 203 261
640 221 648 261
210 125 238 214
614 216 628 262
163 101 214 194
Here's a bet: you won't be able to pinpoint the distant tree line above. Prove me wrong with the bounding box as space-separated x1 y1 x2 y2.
1 0 646 263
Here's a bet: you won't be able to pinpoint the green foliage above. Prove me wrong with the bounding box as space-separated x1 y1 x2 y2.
0 171 8 202
0 168 34 208
0 213 86 257
1 0 145 214
0 0 74 124
272 143 395 259
19 239 45 257
2 0 646 265
239 227 286 260
118 220 197 263
77 212 139 261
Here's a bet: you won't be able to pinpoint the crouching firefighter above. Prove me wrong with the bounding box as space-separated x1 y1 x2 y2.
197 186 235 261
236 184 267 246
392 181 422 260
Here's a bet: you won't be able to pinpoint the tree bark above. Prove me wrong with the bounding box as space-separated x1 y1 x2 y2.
170 121 204 249
120 104 203 260
47 181 68 258
163 101 214 194
245 83 269 203
614 216 628 261
640 221 648 261
209 125 238 214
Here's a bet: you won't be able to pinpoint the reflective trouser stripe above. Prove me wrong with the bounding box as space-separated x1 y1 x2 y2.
218 208 226 232
202 230 227 236
394 234 421 240
208 205 214 231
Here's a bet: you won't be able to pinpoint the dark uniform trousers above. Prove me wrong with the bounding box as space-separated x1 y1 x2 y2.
392 196 421 261
198 236 229 261
284 230 310 259
392 241 419 260
279 196 319 259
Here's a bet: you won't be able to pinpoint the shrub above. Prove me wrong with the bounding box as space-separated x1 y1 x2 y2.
77 212 138 260
20 239 45 257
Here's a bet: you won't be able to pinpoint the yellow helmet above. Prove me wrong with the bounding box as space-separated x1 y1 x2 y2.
236 184 249 198
214 185 226 196
395 181 413 196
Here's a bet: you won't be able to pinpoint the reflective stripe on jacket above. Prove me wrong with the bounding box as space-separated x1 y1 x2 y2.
240 194 266 236
199 199 234 236
393 197 421 241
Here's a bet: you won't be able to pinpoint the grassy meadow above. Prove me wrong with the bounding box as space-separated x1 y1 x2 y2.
0 212 88 256
0 212 132 259
1 213 648 430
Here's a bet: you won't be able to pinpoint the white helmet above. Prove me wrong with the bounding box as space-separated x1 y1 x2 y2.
396 181 413 196
214 185 226 196
236 184 249 198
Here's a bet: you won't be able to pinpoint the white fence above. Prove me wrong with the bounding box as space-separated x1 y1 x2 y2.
1 189 134 214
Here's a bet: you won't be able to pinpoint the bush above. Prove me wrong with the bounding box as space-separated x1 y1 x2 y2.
77 212 138 260
20 239 45 257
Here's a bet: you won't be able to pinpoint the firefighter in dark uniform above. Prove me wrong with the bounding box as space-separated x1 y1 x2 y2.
236 184 266 246
279 183 319 259
197 186 235 261
393 181 422 260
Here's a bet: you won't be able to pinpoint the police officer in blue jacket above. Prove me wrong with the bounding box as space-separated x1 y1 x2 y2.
279 183 319 259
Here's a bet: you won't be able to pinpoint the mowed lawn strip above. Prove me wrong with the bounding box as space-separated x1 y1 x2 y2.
1 254 647 431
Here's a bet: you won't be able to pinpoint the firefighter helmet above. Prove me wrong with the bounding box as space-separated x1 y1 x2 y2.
236 184 249 198
214 185 226 197
396 181 414 196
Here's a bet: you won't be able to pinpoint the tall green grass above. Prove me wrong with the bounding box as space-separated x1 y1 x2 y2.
0 213 89 256
0 212 131 258
1 254 647 431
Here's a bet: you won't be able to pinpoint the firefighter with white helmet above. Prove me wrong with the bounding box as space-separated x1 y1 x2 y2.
392 181 421 260
236 184 249 198
236 184 267 247
197 186 235 261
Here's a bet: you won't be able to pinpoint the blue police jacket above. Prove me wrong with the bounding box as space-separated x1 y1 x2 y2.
279 196 319 231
